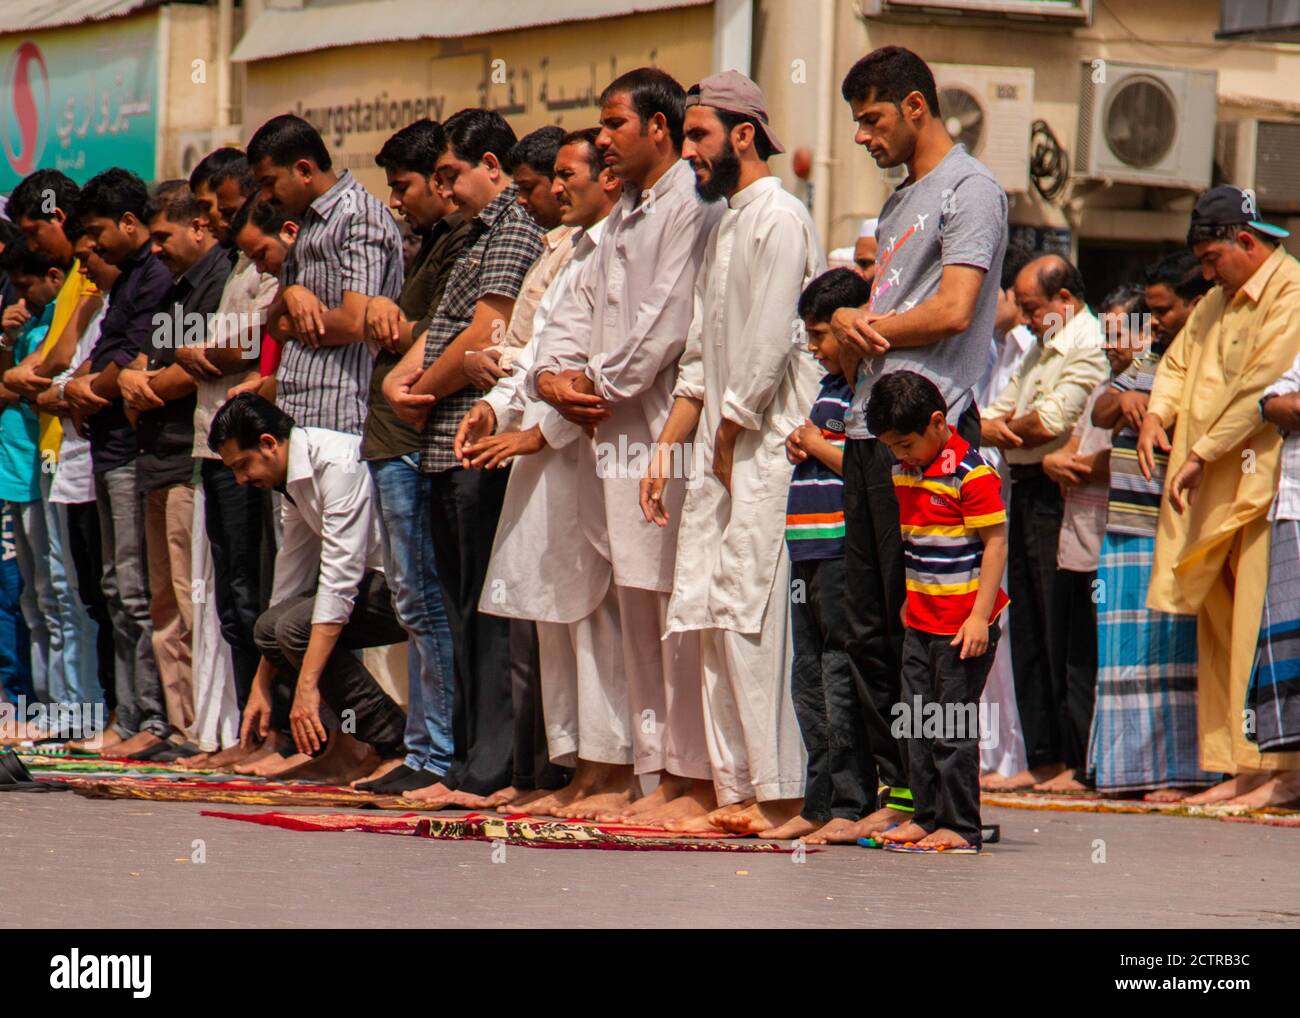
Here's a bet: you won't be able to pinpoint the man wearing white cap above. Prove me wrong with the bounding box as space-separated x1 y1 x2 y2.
640 70 823 834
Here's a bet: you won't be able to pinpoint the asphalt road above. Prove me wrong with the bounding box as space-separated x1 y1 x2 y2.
5 792 1299 928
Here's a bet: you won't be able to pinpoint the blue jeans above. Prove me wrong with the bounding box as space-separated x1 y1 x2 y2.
0 503 32 701
42 475 101 707
369 456 456 776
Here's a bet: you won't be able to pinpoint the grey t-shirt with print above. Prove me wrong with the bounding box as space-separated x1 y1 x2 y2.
846 144 1008 438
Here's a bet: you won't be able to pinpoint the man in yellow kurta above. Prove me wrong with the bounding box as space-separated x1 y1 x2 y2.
1139 186 1300 803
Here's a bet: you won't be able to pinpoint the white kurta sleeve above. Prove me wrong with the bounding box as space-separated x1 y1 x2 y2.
719 209 809 431
672 280 706 402
586 201 710 404
310 461 377 625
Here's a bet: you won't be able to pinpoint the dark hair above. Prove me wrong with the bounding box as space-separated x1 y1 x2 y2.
78 167 150 223
8 169 82 243
798 267 872 324
600 67 686 151
376 119 447 177
145 184 206 227
247 114 332 172
1030 255 1086 302
1101 283 1146 316
210 155 255 197
865 370 947 438
0 217 22 256
0 242 61 280
207 393 295 453
505 125 566 178
1144 249 1213 302
229 196 299 239
1000 240 1034 291
442 107 518 168
559 128 604 178
1187 221 1277 251
685 87 775 161
189 146 246 192
841 46 940 116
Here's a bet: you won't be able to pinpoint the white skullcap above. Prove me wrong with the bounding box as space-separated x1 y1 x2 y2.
827 247 856 269
858 217 879 239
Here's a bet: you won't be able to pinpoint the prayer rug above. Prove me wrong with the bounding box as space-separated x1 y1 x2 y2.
982 789 1300 825
201 810 802 851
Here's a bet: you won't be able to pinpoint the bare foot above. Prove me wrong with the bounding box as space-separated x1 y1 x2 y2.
112 731 165 758
716 798 803 835
809 806 913 844
275 733 379 786
879 820 930 844
1225 770 1300 809
482 785 522 808
201 743 262 770
978 770 1004 790
916 827 977 851
801 816 862 844
233 737 297 775
1033 768 1090 793
350 756 403 789
65 730 124 755
488 790 548 811
402 780 455 803
618 779 715 826
555 788 637 820
1143 787 1197 803
496 786 558 814
756 814 821 840
246 751 312 777
616 773 697 819
984 763 1067 791
655 799 749 834
1184 771 1274 805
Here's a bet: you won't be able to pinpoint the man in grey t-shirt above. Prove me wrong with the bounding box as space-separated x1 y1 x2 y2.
807 46 1007 848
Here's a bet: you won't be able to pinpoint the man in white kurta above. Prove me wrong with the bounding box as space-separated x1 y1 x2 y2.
646 73 822 830
529 74 724 816
476 221 626 757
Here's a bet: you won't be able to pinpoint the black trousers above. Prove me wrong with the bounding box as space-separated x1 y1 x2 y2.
842 400 981 810
900 624 1000 847
1007 467 1066 768
253 570 408 757
65 501 115 710
429 465 514 796
790 556 873 823
510 619 570 791
202 459 271 709
1049 566 1099 775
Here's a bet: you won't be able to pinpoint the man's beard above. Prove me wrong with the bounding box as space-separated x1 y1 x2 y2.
695 141 741 202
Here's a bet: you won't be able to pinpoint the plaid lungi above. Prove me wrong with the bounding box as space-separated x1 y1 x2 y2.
1087 531 1218 792
1247 518 1300 752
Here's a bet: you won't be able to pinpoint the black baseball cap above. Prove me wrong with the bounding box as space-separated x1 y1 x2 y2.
1188 185 1290 246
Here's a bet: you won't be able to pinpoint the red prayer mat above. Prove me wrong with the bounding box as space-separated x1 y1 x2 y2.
201 810 805 851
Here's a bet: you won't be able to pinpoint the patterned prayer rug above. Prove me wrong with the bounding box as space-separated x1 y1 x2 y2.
981 790 1300 825
201 810 801 851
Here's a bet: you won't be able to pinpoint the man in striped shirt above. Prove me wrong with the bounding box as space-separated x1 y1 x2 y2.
249 114 404 436
866 370 1008 853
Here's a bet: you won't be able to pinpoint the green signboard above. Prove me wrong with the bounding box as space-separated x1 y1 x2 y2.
0 13 158 192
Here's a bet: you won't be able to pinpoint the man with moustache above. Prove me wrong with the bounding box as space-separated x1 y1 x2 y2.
640 71 822 835
454 128 624 816
528 68 724 824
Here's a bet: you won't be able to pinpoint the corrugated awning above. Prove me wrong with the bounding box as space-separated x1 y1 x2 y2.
0 0 158 35
232 0 711 63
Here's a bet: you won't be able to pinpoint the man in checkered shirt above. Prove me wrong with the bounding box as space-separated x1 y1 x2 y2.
384 108 545 800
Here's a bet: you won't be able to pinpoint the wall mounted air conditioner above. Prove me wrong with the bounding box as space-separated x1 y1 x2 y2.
882 63 1034 193
175 129 215 179
1216 118 1300 213
1075 60 1217 190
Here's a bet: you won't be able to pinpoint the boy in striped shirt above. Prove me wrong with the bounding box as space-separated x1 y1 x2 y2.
865 370 1009 853
767 269 874 843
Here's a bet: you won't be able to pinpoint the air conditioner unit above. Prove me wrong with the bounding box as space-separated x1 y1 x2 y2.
175 129 215 179
1075 60 1217 190
881 64 1034 193
1216 118 1300 213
